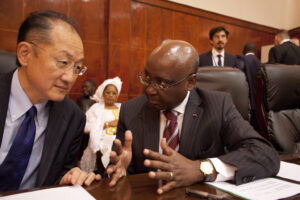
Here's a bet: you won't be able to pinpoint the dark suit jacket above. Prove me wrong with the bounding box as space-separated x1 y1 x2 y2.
0 71 85 187
268 41 300 65
76 96 96 113
236 54 261 110
199 51 237 67
116 88 280 185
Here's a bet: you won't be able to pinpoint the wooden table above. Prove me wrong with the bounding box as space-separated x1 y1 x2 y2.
1 154 300 199
85 173 242 200
85 154 300 200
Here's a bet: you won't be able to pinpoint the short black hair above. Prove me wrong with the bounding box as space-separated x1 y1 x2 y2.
243 43 256 55
84 79 96 88
209 26 229 40
275 29 290 38
16 10 81 66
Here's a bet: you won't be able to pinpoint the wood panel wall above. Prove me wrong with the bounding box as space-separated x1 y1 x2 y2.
0 0 278 102
289 27 300 39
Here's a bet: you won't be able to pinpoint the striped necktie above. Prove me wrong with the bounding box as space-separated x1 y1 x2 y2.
163 110 179 151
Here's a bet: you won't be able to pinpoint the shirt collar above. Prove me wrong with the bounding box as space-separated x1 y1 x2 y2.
212 48 225 57
245 52 255 56
280 39 290 44
9 69 48 123
161 91 190 115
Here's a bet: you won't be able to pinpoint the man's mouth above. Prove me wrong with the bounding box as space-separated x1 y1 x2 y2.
149 98 159 105
56 85 69 92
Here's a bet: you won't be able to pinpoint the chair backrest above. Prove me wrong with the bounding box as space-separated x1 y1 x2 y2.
261 64 300 153
0 50 18 74
262 64 300 112
196 67 250 120
268 109 300 153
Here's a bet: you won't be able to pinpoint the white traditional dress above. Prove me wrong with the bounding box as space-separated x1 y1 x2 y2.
80 103 121 172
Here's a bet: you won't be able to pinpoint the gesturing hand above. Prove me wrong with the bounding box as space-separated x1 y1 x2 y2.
143 138 203 194
107 130 133 187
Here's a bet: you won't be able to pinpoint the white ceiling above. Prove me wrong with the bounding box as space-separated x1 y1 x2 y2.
168 0 300 30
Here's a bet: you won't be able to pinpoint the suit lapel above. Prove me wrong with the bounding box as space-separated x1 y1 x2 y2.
207 51 213 66
0 71 14 146
224 52 233 66
36 101 67 186
179 89 203 157
141 104 160 152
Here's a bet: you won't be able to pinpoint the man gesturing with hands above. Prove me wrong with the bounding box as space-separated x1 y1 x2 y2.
107 40 279 194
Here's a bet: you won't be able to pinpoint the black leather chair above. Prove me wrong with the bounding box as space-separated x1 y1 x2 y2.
196 67 250 121
0 50 18 74
260 64 300 153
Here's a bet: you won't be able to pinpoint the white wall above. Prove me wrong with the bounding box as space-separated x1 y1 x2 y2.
168 0 300 30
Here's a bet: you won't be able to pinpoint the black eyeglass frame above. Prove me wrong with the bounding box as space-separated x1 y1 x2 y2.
138 71 195 90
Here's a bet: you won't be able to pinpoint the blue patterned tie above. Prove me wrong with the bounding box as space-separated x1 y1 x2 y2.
217 54 222 66
0 106 37 192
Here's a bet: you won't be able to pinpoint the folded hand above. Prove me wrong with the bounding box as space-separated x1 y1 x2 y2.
59 167 101 186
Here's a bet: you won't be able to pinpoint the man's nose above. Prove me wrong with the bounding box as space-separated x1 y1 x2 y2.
145 83 158 95
61 68 77 83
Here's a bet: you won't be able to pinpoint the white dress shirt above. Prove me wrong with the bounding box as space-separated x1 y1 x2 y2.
212 48 225 67
280 39 291 45
0 69 49 189
159 91 236 181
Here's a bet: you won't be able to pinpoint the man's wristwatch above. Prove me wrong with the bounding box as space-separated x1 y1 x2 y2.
199 159 215 182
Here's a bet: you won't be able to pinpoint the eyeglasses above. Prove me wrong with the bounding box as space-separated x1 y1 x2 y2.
28 41 87 76
138 71 194 90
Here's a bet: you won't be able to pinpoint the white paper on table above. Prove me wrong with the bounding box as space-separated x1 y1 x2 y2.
0 185 95 200
277 161 300 182
207 178 300 200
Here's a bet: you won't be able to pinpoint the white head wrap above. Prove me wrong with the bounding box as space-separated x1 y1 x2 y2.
91 77 122 102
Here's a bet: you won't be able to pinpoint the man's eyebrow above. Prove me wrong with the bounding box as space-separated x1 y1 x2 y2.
58 50 73 59
144 69 172 83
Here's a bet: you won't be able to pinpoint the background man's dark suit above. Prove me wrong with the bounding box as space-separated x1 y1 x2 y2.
199 51 237 67
236 54 261 132
268 41 300 65
236 54 261 110
0 71 85 187
116 87 279 185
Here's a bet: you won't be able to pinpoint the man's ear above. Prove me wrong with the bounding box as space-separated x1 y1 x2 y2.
17 42 32 67
187 74 197 90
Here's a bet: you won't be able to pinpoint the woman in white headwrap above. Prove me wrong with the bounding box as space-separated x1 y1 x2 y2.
80 77 122 173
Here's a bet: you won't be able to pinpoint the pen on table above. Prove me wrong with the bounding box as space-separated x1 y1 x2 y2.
186 188 231 200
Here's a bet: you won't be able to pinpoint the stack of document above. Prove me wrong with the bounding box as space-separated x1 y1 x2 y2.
207 161 300 200
1 185 95 200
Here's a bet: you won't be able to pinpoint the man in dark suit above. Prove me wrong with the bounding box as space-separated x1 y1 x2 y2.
77 80 96 113
199 26 237 67
268 30 300 65
107 40 280 194
0 10 100 193
236 43 261 131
